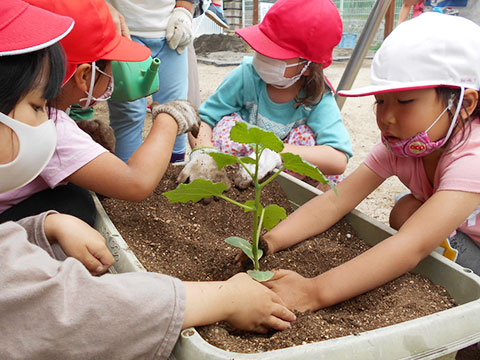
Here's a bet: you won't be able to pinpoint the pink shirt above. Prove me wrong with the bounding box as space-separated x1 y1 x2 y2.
0 109 107 213
364 119 480 246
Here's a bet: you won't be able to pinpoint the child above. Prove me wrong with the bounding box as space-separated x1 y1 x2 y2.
182 0 353 189
260 13 480 312
398 0 424 26
0 0 202 227
0 2 295 358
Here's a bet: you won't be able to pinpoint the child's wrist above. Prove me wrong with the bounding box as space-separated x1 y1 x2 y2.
44 213 62 244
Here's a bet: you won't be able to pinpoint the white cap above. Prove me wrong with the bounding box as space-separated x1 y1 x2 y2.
338 13 480 97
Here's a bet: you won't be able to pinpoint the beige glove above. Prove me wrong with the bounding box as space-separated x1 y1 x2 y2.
166 7 193 54
151 100 201 137
177 147 231 189
76 119 116 153
234 148 282 189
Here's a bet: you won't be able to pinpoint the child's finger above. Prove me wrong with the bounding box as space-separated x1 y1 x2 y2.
81 250 107 274
87 242 115 273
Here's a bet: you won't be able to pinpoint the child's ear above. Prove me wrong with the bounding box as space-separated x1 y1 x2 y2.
462 89 479 117
73 64 93 93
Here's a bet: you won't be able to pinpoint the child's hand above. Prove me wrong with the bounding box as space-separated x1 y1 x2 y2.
224 273 296 333
264 270 318 312
234 148 282 189
44 214 114 275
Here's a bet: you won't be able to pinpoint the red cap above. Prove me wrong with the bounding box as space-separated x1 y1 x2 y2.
25 0 151 83
235 0 342 67
0 0 74 56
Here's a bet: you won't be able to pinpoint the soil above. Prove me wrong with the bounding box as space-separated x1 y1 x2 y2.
100 166 457 354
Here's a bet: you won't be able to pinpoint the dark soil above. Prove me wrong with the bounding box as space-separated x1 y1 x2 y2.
101 166 459 354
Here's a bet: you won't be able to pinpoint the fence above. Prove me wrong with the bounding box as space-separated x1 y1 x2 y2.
333 0 403 48
196 0 406 48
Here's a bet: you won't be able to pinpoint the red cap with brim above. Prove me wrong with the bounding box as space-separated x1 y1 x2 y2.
0 0 74 56
25 0 151 84
236 24 299 60
235 0 342 67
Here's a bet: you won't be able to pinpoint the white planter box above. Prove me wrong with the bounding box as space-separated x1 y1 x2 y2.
93 172 480 360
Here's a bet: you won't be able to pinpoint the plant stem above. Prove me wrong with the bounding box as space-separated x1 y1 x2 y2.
252 181 262 270
260 165 286 189
218 195 253 211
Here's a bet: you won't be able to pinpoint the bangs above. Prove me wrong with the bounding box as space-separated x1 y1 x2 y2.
0 43 66 115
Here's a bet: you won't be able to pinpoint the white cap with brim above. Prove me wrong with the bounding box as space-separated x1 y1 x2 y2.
338 12 480 97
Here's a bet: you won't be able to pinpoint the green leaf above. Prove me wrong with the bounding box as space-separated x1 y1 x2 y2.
163 179 227 203
209 152 238 170
247 270 274 282
243 200 258 213
239 157 256 165
230 122 284 153
281 152 328 184
225 236 253 261
263 204 287 231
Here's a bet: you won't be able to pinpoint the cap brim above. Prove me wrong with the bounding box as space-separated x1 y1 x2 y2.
236 25 298 60
0 3 74 56
337 82 455 97
99 35 151 63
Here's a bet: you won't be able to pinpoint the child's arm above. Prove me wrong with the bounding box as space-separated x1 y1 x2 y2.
265 189 480 312
264 164 384 254
189 120 214 148
282 143 348 175
66 111 180 201
182 273 296 332
303 92 353 174
44 213 114 275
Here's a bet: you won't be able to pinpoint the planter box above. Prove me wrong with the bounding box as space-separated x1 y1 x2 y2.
93 171 480 360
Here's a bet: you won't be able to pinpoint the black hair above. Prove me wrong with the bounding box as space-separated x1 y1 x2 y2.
0 42 66 115
295 61 327 107
436 87 480 153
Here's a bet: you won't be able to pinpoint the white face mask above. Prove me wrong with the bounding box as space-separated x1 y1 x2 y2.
79 61 114 109
0 112 57 193
252 52 311 89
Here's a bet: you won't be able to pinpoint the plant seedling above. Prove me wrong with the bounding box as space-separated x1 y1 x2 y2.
163 122 333 281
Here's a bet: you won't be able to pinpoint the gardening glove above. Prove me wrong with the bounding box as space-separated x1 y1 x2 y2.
151 100 201 137
234 148 282 189
166 7 193 54
76 118 116 153
177 147 231 189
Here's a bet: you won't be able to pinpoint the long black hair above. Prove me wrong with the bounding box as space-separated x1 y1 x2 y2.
0 42 66 115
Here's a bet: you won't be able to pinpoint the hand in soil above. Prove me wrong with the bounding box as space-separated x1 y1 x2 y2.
264 269 318 312
177 148 231 189
44 213 114 275
233 149 282 189
224 273 296 333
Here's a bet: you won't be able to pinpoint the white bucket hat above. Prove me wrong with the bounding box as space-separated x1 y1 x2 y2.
338 12 480 97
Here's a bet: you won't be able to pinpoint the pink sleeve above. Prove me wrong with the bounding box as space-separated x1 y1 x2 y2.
40 110 108 187
363 142 396 179
436 123 480 194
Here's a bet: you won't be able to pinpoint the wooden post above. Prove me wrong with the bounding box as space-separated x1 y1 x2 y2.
384 0 396 38
253 0 259 25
